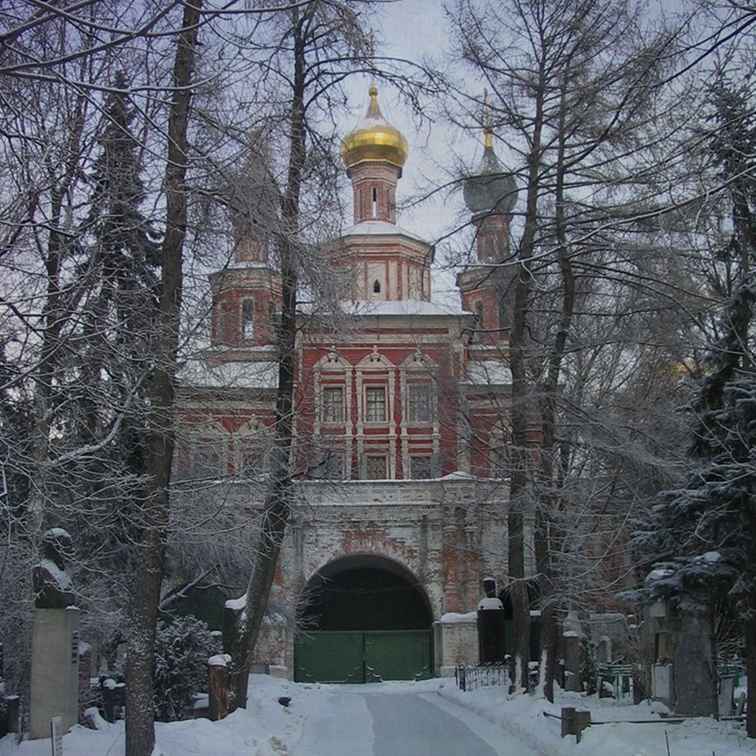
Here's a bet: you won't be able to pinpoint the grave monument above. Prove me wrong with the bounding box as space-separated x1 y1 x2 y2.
30 528 79 739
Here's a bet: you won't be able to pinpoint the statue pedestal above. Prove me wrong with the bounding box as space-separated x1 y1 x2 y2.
30 606 80 739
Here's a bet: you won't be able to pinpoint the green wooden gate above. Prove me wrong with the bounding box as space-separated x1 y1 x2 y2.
294 629 432 683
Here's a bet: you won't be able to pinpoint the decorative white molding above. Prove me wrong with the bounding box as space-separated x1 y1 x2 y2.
312 346 353 477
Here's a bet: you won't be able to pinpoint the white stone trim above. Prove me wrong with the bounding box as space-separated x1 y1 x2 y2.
313 346 353 478
355 347 396 478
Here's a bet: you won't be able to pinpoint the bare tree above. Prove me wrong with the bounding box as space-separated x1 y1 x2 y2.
446 0 719 694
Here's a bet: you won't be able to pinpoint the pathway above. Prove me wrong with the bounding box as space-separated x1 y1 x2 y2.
290 683 543 756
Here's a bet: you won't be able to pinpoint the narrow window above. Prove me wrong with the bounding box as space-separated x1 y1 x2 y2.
242 299 255 340
366 455 387 480
372 186 377 218
373 279 381 294
322 386 345 423
408 383 433 423
475 300 484 329
214 303 224 343
365 386 386 422
410 456 432 479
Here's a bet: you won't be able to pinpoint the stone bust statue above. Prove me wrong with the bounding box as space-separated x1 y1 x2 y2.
33 528 75 609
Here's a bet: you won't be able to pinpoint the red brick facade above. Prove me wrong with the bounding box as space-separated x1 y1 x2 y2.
174 89 538 677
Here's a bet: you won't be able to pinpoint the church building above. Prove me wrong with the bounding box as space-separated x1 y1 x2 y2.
175 86 534 682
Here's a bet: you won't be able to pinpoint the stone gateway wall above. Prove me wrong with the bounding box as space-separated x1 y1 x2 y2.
174 475 521 679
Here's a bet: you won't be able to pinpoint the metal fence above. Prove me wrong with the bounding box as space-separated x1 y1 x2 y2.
455 662 511 692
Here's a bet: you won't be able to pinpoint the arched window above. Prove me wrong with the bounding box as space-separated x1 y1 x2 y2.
372 186 378 218
373 279 381 294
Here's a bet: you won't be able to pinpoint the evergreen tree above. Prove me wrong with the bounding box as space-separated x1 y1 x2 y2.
90 70 159 300
59 72 161 579
629 76 756 735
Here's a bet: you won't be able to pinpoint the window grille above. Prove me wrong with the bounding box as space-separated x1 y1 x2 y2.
407 383 433 423
410 456 432 479
366 455 387 480
314 450 345 480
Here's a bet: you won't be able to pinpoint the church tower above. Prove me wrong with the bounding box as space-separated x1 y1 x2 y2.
341 84 407 225
458 115 518 346
209 138 281 353
337 86 433 302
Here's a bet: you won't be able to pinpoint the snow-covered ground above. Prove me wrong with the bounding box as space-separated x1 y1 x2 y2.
1 675 753 756
438 683 754 756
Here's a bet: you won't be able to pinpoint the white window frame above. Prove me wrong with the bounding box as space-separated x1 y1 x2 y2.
321 385 345 424
364 385 387 423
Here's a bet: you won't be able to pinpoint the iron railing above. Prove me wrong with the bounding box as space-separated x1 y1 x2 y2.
455 662 511 691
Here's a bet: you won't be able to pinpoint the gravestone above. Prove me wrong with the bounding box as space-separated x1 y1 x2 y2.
30 528 80 739
477 577 507 664
562 612 584 692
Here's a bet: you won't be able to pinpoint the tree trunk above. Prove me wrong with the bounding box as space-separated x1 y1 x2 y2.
747 610 756 737
232 12 308 709
536 75 577 702
125 2 201 754
542 603 559 701
746 504 756 737
507 61 547 690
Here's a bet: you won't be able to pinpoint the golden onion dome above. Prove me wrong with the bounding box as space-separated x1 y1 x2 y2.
341 85 408 176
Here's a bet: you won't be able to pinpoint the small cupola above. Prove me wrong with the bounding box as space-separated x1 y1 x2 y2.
341 86 409 225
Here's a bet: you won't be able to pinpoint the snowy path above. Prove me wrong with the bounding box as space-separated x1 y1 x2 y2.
290 684 543 756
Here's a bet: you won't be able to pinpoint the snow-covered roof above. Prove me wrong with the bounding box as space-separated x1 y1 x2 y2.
224 260 271 270
440 611 477 624
178 359 278 390
440 470 475 481
341 220 429 245
346 299 469 317
462 360 512 386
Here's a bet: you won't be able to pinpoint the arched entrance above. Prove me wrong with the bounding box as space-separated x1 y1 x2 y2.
294 554 434 683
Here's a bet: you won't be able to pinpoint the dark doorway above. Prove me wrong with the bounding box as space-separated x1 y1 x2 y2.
295 555 433 683
302 566 432 631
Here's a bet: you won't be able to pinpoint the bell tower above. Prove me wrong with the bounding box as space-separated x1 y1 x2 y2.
336 86 432 302
209 137 281 352
458 111 518 345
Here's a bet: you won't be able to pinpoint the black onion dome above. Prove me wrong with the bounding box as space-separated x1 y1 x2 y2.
463 141 518 215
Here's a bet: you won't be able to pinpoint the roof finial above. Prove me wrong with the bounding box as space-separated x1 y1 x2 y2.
483 90 493 150
367 80 381 118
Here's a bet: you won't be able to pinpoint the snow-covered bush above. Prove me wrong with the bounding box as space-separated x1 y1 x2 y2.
153 615 214 721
